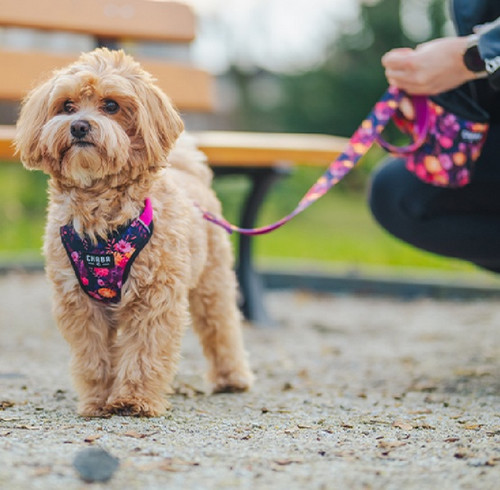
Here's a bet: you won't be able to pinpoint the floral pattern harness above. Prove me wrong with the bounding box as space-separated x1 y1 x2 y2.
60 199 153 304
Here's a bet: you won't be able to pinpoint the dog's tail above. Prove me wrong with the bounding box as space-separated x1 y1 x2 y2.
167 132 212 185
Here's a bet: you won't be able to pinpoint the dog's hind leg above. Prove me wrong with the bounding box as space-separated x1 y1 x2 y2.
189 235 254 393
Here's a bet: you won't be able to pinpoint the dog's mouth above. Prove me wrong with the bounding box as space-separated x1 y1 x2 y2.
72 141 95 148
59 140 97 165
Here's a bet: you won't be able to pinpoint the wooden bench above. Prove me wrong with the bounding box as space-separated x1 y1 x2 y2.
0 0 347 323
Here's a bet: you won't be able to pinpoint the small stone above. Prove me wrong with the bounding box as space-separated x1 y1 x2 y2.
73 447 119 483
467 458 494 468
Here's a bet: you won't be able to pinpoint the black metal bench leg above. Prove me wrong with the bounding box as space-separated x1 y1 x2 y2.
236 168 286 324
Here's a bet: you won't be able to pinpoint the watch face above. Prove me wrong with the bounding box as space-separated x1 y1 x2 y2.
464 45 486 72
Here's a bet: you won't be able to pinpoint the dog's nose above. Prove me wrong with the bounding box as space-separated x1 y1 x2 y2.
70 120 91 139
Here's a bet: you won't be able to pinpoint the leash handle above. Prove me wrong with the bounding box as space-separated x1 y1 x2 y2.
375 95 430 154
199 86 407 236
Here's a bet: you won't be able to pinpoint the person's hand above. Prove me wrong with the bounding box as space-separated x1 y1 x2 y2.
382 37 478 95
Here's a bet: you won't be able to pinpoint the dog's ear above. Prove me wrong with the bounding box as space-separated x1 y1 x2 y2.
135 81 184 164
15 78 54 170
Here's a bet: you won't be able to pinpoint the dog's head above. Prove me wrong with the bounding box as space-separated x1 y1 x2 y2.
15 48 184 187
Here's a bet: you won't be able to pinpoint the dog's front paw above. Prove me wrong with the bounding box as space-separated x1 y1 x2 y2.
78 401 111 418
104 397 170 417
213 370 254 394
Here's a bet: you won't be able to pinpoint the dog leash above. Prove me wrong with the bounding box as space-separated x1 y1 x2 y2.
199 86 427 235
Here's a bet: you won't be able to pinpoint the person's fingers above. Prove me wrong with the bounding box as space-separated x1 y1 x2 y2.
399 97 415 119
385 69 409 81
385 69 418 91
390 80 425 94
392 83 434 95
381 48 414 69
385 71 431 94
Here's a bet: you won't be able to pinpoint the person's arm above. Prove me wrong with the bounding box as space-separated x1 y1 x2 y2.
383 17 500 96
382 37 478 95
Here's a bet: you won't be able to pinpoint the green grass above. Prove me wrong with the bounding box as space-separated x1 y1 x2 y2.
0 160 478 274
0 161 48 257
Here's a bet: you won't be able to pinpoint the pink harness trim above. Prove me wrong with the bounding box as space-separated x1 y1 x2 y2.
140 198 153 227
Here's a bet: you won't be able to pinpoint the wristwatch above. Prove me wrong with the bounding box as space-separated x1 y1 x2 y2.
463 34 487 75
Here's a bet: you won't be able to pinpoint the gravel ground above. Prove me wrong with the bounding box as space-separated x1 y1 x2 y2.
0 272 499 489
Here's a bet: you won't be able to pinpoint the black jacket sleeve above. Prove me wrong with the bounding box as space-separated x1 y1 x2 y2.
451 0 500 91
478 18 500 90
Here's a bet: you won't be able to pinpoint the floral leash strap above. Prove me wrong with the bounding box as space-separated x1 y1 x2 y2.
199 86 408 236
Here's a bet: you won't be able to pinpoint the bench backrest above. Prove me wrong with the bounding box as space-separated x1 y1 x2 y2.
0 0 215 112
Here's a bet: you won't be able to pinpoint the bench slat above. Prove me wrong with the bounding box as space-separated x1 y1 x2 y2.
0 0 195 42
0 125 16 160
0 51 215 111
0 126 347 166
192 131 347 166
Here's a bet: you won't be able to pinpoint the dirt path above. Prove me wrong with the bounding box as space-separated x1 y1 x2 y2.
0 272 499 489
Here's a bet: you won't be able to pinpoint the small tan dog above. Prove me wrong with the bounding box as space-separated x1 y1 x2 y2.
15 48 253 417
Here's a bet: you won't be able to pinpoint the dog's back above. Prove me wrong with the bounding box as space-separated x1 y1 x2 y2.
167 133 213 187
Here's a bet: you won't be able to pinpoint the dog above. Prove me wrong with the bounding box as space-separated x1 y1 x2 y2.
15 48 253 417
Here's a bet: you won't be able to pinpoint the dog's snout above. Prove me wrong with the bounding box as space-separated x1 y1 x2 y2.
70 120 91 139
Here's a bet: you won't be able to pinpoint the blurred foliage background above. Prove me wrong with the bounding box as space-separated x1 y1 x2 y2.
0 0 483 273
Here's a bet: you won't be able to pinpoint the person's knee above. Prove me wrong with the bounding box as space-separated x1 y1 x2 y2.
367 157 433 241
367 159 403 227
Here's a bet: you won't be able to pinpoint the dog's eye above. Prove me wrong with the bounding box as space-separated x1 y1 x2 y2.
102 99 120 115
63 100 76 114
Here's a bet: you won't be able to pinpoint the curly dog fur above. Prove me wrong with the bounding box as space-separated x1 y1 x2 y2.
15 48 253 417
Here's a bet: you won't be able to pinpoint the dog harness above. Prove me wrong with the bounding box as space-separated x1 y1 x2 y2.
60 198 154 304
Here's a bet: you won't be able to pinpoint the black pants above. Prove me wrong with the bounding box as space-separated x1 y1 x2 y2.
368 125 500 273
